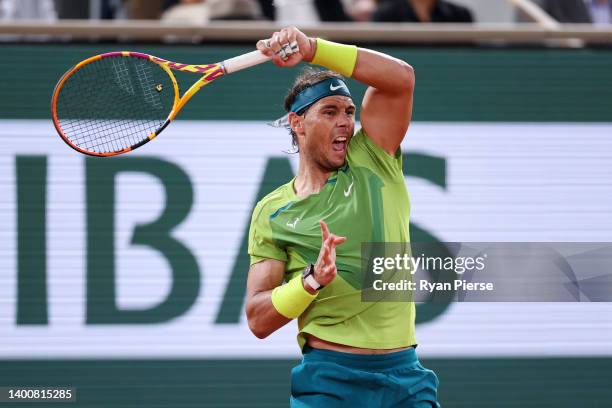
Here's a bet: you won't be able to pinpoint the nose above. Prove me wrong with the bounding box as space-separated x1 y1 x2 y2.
336 112 353 128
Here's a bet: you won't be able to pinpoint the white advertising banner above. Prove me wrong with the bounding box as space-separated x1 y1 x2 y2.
1 120 611 359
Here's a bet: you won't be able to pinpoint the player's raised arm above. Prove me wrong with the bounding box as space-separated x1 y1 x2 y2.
256 26 415 156
352 49 415 156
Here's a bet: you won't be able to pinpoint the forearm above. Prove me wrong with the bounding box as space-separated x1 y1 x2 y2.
246 290 291 339
246 273 319 339
352 48 415 95
305 38 414 94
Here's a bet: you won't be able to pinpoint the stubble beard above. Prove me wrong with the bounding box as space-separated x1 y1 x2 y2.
315 146 345 173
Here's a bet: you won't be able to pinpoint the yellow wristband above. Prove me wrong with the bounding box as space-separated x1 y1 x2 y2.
311 38 358 78
271 275 317 319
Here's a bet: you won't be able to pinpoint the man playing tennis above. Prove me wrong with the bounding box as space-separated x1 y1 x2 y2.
246 26 440 407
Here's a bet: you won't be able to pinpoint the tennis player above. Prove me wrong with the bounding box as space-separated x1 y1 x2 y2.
246 26 440 407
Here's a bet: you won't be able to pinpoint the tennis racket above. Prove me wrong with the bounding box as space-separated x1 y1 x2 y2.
51 50 270 157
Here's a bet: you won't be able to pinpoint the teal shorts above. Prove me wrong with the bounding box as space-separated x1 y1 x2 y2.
290 346 440 408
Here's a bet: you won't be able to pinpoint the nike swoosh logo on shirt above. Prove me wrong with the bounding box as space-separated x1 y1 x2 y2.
344 181 354 197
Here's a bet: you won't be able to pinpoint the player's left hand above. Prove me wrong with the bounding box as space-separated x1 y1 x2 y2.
312 220 347 288
256 26 314 68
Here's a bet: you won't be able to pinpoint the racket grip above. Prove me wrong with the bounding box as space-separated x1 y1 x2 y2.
223 50 270 74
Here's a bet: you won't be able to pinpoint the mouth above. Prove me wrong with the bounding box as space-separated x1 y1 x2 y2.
332 136 348 153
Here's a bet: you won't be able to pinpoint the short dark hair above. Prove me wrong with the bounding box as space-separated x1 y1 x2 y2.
284 68 345 152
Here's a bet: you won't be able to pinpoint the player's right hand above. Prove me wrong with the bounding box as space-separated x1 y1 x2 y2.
256 26 314 68
313 220 347 287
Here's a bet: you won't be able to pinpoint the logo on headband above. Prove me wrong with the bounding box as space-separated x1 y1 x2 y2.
330 82 349 93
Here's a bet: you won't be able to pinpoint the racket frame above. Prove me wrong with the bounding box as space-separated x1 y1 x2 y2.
51 50 268 157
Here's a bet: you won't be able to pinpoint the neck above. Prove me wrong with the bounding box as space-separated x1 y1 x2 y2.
294 160 333 199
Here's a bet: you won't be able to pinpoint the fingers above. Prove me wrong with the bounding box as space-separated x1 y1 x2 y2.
256 26 303 67
320 234 347 264
320 220 346 246
322 236 334 264
315 220 347 286
314 227 346 286
255 39 273 57
320 220 330 241
316 236 333 269
334 236 347 245
270 31 284 58
275 27 299 61
272 35 297 64
285 26 297 47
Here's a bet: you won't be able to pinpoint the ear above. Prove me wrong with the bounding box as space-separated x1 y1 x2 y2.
288 112 304 135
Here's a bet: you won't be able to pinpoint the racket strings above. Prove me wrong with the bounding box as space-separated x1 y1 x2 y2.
66 59 168 151
136 61 164 110
55 56 175 154
60 82 162 152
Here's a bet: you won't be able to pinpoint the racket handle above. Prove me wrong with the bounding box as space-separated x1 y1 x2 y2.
222 50 270 74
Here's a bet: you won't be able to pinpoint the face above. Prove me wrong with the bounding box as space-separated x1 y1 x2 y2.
291 95 356 172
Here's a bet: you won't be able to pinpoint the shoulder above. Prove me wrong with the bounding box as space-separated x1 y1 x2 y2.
347 128 404 180
348 128 401 160
248 182 293 265
252 181 295 223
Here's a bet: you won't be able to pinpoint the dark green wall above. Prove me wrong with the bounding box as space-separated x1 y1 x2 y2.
2 43 612 121
3 358 612 407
